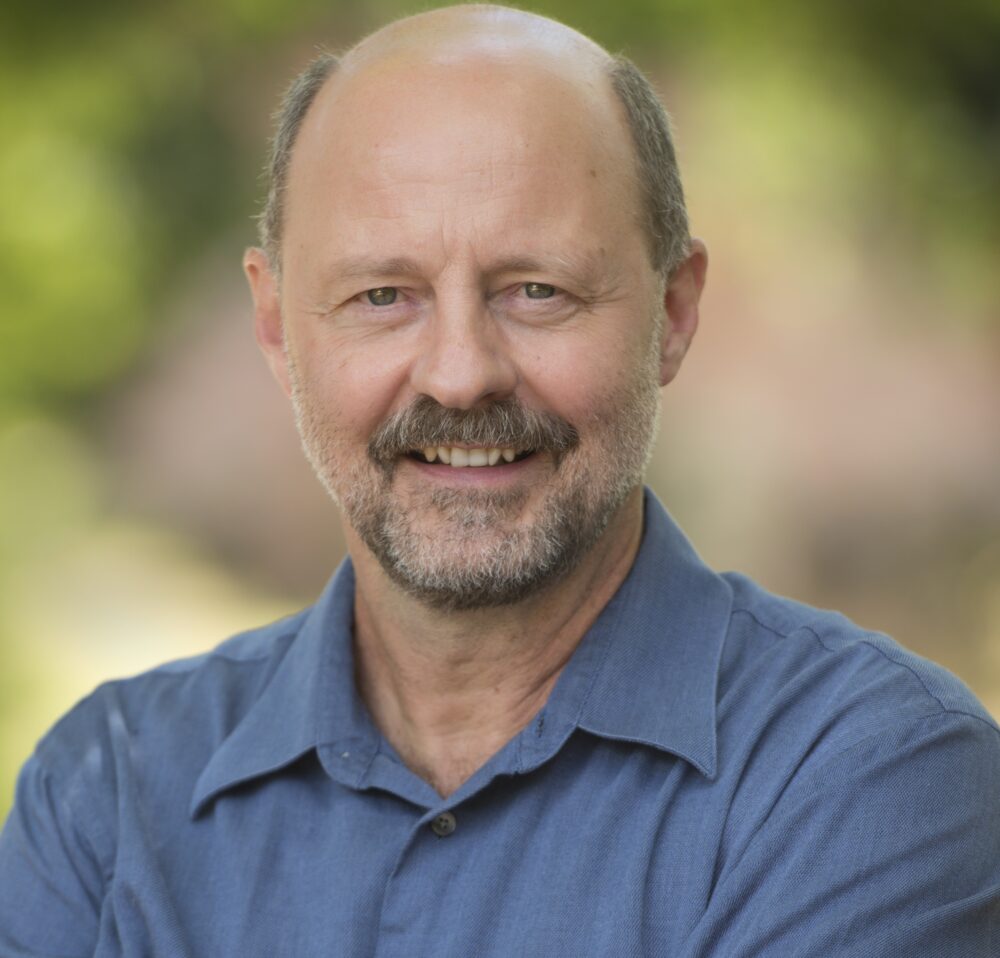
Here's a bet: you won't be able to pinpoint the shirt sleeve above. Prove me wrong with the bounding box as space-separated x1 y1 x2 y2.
683 709 1000 957
0 751 105 957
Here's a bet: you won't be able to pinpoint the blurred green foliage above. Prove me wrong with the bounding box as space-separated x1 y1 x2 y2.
1 0 998 809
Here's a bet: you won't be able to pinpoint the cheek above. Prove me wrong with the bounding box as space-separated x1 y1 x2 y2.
290 332 413 441
519 356 615 435
514 325 654 427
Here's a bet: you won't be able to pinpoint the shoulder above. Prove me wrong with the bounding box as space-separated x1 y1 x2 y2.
42 608 308 742
711 572 1000 844
0 607 315 942
30 608 311 823
684 574 1000 955
719 571 996 734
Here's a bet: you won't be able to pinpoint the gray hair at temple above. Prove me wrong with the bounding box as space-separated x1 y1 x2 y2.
257 49 691 280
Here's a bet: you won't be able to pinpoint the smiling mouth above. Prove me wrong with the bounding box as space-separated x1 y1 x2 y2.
409 446 535 467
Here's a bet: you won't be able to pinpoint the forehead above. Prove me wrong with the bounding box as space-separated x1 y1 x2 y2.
282 53 642 272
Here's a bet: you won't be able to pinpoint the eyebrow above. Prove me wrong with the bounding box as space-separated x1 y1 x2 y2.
487 252 607 281
323 256 424 281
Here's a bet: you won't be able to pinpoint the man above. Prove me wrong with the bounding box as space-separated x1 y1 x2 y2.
1 5 998 955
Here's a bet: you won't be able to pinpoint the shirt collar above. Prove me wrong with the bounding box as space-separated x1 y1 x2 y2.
190 560 368 817
534 489 731 778
191 489 730 815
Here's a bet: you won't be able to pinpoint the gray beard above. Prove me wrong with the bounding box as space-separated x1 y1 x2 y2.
344 466 616 611
288 350 660 611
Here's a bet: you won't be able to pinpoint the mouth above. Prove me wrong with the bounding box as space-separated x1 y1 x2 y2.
407 445 536 468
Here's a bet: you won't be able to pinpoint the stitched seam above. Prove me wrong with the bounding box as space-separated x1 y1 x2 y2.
800 706 1000 772
730 606 990 722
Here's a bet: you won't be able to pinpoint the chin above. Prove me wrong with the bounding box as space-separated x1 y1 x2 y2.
354 477 631 611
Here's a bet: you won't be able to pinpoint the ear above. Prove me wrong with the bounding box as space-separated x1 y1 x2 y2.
244 247 292 397
659 239 708 386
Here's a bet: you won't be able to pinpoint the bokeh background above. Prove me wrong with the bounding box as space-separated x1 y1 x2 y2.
2 0 999 816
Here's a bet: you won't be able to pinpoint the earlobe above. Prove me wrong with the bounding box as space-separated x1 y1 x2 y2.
243 247 292 397
659 239 708 386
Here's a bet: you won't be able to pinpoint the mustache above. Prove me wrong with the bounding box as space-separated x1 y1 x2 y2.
368 396 579 465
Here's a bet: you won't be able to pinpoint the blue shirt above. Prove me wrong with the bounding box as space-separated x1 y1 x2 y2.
2 491 999 957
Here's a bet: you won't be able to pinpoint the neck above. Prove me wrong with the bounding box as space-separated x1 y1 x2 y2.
349 488 644 797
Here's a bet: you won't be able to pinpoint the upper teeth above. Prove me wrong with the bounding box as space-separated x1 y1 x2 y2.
420 446 519 467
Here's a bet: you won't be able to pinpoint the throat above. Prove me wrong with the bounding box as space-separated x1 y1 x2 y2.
402 733 519 799
376 677 557 798
353 603 569 798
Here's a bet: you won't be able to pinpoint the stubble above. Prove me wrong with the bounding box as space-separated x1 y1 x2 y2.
286 340 661 611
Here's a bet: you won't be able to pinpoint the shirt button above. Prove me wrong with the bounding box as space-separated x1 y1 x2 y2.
430 811 457 837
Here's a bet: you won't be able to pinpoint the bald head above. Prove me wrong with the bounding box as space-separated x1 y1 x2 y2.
258 4 689 278
343 4 608 74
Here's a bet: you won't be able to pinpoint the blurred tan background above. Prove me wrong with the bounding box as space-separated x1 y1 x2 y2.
2 0 999 816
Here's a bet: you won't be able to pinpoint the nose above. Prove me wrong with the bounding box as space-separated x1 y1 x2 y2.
408 292 519 409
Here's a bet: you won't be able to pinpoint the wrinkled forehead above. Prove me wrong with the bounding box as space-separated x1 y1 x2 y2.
310 57 624 162
284 35 638 238
276 5 650 286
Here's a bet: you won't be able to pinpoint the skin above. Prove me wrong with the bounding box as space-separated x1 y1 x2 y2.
245 5 708 797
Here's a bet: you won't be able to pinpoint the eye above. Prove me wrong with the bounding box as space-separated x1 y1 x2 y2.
523 282 556 300
365 287 398 306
